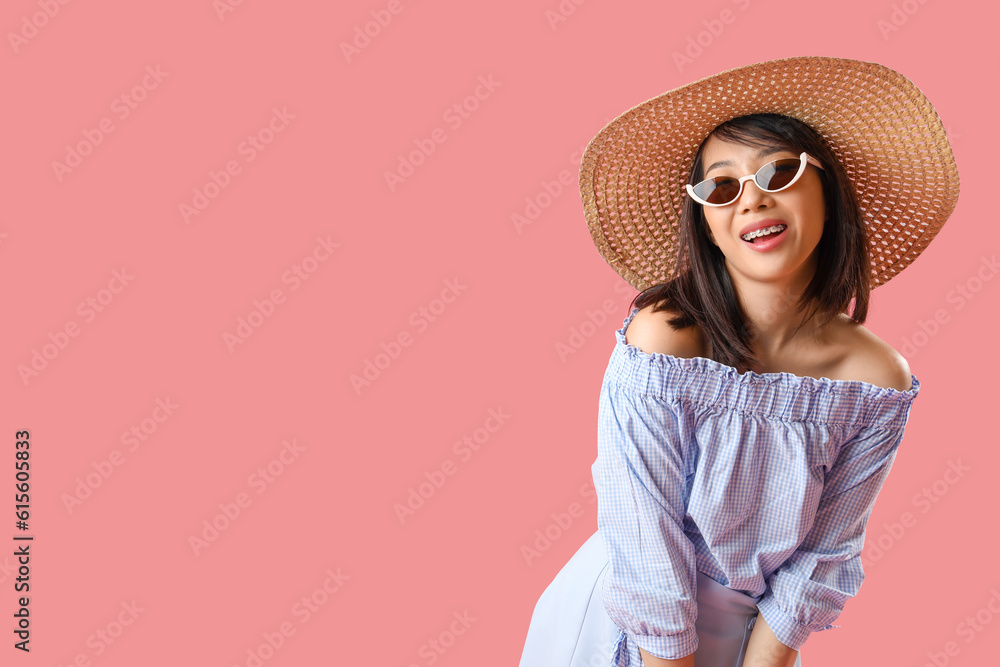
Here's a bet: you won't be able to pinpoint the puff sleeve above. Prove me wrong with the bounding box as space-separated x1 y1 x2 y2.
756 423 908 649
592 378 699 661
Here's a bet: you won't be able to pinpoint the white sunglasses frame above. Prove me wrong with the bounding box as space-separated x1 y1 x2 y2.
686 152 825 207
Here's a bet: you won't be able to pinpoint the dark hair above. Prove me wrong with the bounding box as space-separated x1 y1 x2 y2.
628 113 871 371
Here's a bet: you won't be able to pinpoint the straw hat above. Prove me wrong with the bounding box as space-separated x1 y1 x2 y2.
579 56 960 292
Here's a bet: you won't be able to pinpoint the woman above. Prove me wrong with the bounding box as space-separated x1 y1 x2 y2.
519 57 959 667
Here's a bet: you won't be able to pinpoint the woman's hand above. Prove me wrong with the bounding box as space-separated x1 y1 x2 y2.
639 647 695 667
741 614 799 667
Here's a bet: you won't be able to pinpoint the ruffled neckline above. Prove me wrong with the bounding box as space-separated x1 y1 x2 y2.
614 306 920 405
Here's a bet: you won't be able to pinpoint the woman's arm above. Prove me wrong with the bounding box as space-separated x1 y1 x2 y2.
755 422 911 650
594 379 700 660
639 647 695 667
742 614 800 667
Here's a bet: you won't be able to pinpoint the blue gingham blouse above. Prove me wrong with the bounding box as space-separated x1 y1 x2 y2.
594 307 920 663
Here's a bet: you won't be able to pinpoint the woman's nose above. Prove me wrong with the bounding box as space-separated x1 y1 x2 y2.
737 179 773 212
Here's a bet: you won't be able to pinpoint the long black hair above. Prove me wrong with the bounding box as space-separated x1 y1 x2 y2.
629 113 870 371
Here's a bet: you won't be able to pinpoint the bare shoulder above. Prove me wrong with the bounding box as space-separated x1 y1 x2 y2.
835 318 913 392
624 303 705 359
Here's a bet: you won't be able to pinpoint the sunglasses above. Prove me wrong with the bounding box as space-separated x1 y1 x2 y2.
686 152 825 207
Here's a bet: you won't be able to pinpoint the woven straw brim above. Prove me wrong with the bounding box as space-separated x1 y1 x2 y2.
580 56 960 292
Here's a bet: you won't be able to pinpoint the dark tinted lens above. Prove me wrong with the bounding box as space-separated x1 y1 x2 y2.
757 158 801 191
693 177 741 204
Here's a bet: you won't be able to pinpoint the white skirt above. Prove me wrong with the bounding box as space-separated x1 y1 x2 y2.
519 530 802 667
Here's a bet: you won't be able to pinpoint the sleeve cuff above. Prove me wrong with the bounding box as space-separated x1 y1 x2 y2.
756 594 816 651
630 625 698 661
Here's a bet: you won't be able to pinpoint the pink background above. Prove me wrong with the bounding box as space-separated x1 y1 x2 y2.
2 1 996 665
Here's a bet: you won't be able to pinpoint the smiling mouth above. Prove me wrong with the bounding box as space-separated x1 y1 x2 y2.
741 224 787 243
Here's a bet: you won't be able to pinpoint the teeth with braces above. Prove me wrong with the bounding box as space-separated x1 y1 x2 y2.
742 225 787 241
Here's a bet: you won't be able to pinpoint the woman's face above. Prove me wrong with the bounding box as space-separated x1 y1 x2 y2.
697 135 826 288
